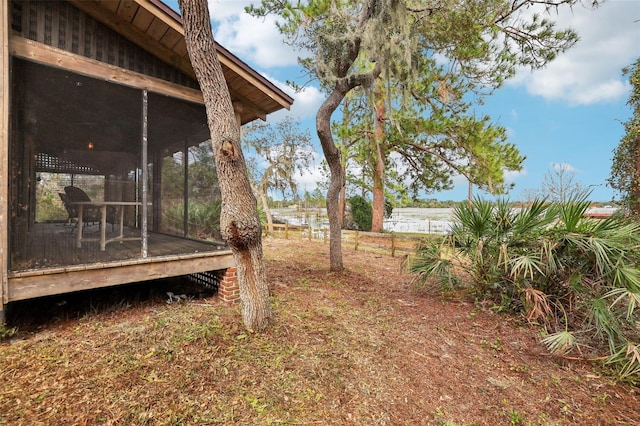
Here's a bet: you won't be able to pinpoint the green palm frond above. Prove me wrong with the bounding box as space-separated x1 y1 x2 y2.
509 254 545 281
493 198 514 235
409 240 459 289
453 197 494 239
560 232 622 276
589 298 622 353
607 343 640 379
587 236 620 275
540 238 559 275
511 198 553 238
541 330 576 356
557 197 590 232
612 265 640 293
593 216 640 242
605 286 640 320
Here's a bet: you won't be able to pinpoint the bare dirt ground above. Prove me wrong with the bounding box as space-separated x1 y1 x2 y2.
0 237 637 425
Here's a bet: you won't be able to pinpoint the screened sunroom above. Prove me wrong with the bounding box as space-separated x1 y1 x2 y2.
1 0 292 310
10 57 227 273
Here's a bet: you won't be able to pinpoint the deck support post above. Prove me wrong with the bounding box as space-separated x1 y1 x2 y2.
141 90 149 258
217 267 240 302
0 0 10 321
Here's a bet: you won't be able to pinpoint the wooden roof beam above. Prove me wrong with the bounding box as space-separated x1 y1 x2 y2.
233 99 268 123
9 37 204 104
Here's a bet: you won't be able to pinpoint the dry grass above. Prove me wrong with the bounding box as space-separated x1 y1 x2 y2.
0 238 637 425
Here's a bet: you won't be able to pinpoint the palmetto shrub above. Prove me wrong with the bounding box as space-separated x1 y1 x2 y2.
164 200 222 240
408 196 640 381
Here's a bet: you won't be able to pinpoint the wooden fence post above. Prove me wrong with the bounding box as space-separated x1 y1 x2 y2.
323 228 327 244
391 233 396 257
285 223 289 240
354 230 359 251
308 225 312 241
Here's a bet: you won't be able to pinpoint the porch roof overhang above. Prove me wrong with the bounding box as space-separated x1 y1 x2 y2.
66 0 294 124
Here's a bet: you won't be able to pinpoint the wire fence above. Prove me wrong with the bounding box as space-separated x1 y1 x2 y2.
263 223 439 257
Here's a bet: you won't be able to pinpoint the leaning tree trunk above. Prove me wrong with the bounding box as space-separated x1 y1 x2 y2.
317 90 345 272
179 0 272 330
317 67 382 271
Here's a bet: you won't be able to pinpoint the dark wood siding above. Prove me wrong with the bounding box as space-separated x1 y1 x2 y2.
10 0 198 89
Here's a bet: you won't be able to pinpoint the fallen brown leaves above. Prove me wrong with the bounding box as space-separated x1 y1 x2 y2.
0 237 637 425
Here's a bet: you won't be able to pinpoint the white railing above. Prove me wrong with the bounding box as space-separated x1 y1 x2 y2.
383 218 454 235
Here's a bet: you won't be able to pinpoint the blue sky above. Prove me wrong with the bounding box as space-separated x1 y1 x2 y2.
165 0 639 202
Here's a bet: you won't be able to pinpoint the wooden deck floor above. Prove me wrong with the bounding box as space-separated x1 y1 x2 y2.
7 222 234 302
11 222 228 272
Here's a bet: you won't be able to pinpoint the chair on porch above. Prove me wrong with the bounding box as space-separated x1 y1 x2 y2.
58 193 76 226
61 186 102 231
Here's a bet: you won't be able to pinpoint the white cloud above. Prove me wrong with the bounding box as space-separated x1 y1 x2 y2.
258 73 324 121
504 167 527 182
205 1 326 120
290 85 325 118
510 0 639 105
208 0 248 20
210 3 299 68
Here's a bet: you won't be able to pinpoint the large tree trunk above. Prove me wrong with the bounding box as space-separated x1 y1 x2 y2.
179 0 272 330
371 153 385 232
371 84 386 233
317 68 382 271
317 89 345 272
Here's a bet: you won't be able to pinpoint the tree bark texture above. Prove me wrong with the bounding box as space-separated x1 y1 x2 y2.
317 89 346 272
371 85 386 233
179 0 272 330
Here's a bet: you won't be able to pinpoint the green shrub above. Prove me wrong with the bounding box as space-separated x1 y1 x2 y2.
0 323 17 340
408 195 640 381
164 200 222 240
345 195 372 231
384 198 394 219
